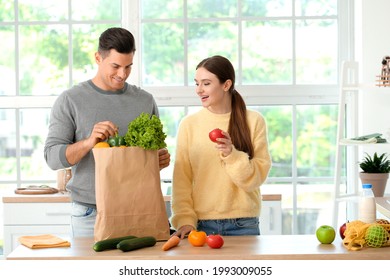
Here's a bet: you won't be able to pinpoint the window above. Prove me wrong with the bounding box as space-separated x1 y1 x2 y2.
0 0 122 256
136 0 349 234
140 0 338 86
0 0 354 255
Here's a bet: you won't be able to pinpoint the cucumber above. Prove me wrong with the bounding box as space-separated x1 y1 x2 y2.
93 235 137 252
117 236 157 252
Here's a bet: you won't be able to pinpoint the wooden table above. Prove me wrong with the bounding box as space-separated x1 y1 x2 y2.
6 235 390 260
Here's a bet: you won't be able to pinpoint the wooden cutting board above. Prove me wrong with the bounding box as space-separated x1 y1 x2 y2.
15 186 59 195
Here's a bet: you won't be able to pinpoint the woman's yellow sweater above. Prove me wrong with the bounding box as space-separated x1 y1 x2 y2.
170 108 272 230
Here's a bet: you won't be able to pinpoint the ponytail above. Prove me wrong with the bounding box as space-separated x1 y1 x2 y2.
228 89 254 159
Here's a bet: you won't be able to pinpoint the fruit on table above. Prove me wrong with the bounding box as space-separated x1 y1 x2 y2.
376 218 390 225
209 128 225 143
206 234 224 249
316 225 336 244
188 230 207 247
365 224 388 248
117 236 157 252
94 141 110 148
93 235 137 252
376 219 390 235
339 222 347 239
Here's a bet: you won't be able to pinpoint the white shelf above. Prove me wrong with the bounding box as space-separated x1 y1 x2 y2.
338 142 390 146
332 62 390 227
332 61 360 228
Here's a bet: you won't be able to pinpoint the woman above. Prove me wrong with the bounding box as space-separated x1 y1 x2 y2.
170 55 271 238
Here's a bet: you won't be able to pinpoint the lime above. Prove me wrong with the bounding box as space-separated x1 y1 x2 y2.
365 225 388 248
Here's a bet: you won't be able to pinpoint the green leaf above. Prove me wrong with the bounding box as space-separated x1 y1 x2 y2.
359 152 390 173
124 112 167 150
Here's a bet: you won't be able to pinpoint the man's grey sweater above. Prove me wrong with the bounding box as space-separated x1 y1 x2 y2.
44 80 159 207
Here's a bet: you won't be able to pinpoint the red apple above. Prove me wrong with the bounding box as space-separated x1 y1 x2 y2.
339 222 348 239
206 234 224 249
209 128 225 143
316 225 336 244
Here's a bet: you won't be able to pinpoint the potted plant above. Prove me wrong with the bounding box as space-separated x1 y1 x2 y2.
359 152 390 197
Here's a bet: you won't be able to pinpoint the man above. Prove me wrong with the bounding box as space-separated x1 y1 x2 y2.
44 27 170 237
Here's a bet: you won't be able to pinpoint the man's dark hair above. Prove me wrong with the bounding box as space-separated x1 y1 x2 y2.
98 27 136 58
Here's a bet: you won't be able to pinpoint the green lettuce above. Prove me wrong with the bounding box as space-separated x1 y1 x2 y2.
124 112 167 150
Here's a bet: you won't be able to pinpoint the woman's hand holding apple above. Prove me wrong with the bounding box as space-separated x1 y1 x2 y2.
209 128 233 157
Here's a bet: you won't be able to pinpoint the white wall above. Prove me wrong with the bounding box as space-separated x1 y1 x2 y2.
358 0 390 139
356 0 390 194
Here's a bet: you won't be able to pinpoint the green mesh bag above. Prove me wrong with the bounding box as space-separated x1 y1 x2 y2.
365 225 389 248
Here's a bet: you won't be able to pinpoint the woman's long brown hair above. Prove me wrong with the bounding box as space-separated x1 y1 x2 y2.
196 55 254 159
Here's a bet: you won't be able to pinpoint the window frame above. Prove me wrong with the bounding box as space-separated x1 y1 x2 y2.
123 0 354 107
0 0 356 235
1 0 355 108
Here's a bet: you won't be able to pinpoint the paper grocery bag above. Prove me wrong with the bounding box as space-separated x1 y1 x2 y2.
92 147 170 242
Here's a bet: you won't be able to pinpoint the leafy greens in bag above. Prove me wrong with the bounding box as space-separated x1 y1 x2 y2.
124 112 167 150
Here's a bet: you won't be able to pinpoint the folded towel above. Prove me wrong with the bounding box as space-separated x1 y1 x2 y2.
350 133 383 141
19 234 71 249
340 133 388 144
340 137 378 144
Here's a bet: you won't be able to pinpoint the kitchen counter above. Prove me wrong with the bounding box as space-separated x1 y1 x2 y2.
1 191 172 203
2 192 283 256
1 192 281 204
6 235 390 260
2 192 71 203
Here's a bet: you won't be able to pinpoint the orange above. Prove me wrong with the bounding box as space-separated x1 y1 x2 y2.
94 142 110 148
188 230 207 247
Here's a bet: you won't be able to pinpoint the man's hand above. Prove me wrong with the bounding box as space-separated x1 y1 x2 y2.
158 148 170 170
88 121 118 147
65 121 118 166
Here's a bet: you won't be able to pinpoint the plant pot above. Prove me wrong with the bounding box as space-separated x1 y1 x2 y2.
359 172 389 197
